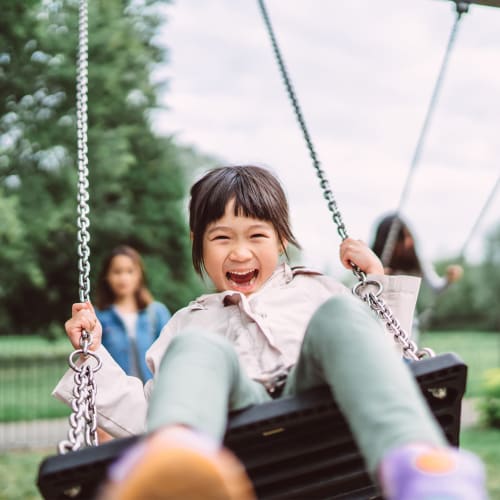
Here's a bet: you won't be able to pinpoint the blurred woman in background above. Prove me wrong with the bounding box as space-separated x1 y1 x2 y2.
95 245 171 383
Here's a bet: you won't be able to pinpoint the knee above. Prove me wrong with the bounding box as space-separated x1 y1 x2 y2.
317 295 369 320
306 295 382 344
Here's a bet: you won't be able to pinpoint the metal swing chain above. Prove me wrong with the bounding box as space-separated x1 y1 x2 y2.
380 1 469 267
58 0 102 455
458 173 500 260
257 0 431 360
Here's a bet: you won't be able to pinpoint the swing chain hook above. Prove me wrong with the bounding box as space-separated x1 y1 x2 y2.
454 1 470 16
58 0 101 454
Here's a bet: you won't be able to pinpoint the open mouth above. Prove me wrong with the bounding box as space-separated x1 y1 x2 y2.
226 269 259 287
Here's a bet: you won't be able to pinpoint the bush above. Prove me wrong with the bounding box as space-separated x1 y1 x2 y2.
478 368 500 429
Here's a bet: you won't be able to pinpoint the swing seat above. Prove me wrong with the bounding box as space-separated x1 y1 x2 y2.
37 352 466 500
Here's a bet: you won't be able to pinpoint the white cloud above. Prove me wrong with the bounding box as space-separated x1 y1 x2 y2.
154 0 500 276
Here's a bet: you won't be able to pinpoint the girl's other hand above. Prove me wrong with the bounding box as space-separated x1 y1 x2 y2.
446 264 463 284
64 302 102 351
340 238 384 275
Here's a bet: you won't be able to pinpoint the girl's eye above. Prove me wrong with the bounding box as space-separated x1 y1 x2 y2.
251 233 267 239
212 235 229 241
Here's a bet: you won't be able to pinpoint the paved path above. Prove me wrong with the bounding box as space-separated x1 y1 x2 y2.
0 399 481 452
461 398 480 428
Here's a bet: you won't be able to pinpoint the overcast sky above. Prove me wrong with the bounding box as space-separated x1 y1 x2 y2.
152 0 500 278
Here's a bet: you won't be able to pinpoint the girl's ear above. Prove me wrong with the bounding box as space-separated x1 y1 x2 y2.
190 231 194 241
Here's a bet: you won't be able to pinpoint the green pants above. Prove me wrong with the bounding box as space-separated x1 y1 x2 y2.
147 295 446 474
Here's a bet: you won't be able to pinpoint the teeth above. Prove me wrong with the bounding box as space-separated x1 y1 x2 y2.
226 269 258 282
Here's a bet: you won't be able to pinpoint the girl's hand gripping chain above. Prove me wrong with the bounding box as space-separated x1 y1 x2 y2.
340 238 384 276
65 302 102 351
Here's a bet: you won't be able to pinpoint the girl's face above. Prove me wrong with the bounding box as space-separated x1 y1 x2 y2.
202 199 284 296
106 255 142 300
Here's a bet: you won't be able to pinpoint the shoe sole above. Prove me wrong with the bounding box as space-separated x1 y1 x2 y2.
99 438 256 500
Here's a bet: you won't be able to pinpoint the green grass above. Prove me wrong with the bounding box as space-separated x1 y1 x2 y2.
0 448 50 500
420 330 500 397
461 426 500 499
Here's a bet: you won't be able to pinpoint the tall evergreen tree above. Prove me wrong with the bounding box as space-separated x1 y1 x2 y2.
0 0 207 336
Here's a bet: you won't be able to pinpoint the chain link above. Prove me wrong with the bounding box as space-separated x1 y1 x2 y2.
76 0 91 306
257 0 432 360
354 284 435 361
58 364 100 454
58 0 101 454
256 0 349 244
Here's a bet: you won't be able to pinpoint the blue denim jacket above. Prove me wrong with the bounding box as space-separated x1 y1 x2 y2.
97 301 171 382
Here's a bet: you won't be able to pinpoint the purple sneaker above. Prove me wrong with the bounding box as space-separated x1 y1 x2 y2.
379 445 488 500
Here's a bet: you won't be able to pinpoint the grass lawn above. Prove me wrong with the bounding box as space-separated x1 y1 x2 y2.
420 330 500 397
1 426 499 500
461 426 500 499
0 448 51 500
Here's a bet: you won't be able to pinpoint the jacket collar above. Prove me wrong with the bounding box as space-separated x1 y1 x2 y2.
188 263 294 309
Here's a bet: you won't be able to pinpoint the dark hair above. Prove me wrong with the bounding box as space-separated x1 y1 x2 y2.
95 245 153 310
371 213 422 274
189 165 301 275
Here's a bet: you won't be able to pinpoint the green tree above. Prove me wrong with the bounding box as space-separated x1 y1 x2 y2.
420 224 500 331
420 259 488 331
0 0 208 336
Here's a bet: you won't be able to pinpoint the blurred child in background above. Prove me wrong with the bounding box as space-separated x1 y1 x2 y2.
372 213 463 340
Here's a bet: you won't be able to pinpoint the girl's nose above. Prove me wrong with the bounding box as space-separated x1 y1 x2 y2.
229 244 252 261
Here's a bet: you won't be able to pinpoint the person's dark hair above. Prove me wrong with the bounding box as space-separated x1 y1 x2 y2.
95 245 153 310
189 165 301 275
371 213 422 274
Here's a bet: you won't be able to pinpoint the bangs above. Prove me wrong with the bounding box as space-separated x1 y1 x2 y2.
189 165 300 275
200 168 277 227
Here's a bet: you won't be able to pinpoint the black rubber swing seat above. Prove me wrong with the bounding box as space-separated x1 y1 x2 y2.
37 352 466 500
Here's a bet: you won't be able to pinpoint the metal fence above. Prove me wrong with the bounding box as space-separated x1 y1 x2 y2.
0 355 70 450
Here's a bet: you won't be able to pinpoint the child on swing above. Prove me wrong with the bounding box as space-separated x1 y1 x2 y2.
56 165 486 500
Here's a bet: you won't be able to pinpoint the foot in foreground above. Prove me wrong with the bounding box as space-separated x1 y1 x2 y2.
97 427 256 500
98 430 488 500
380 445 488 500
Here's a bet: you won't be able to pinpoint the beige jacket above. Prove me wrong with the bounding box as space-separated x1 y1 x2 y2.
53 264 420 438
